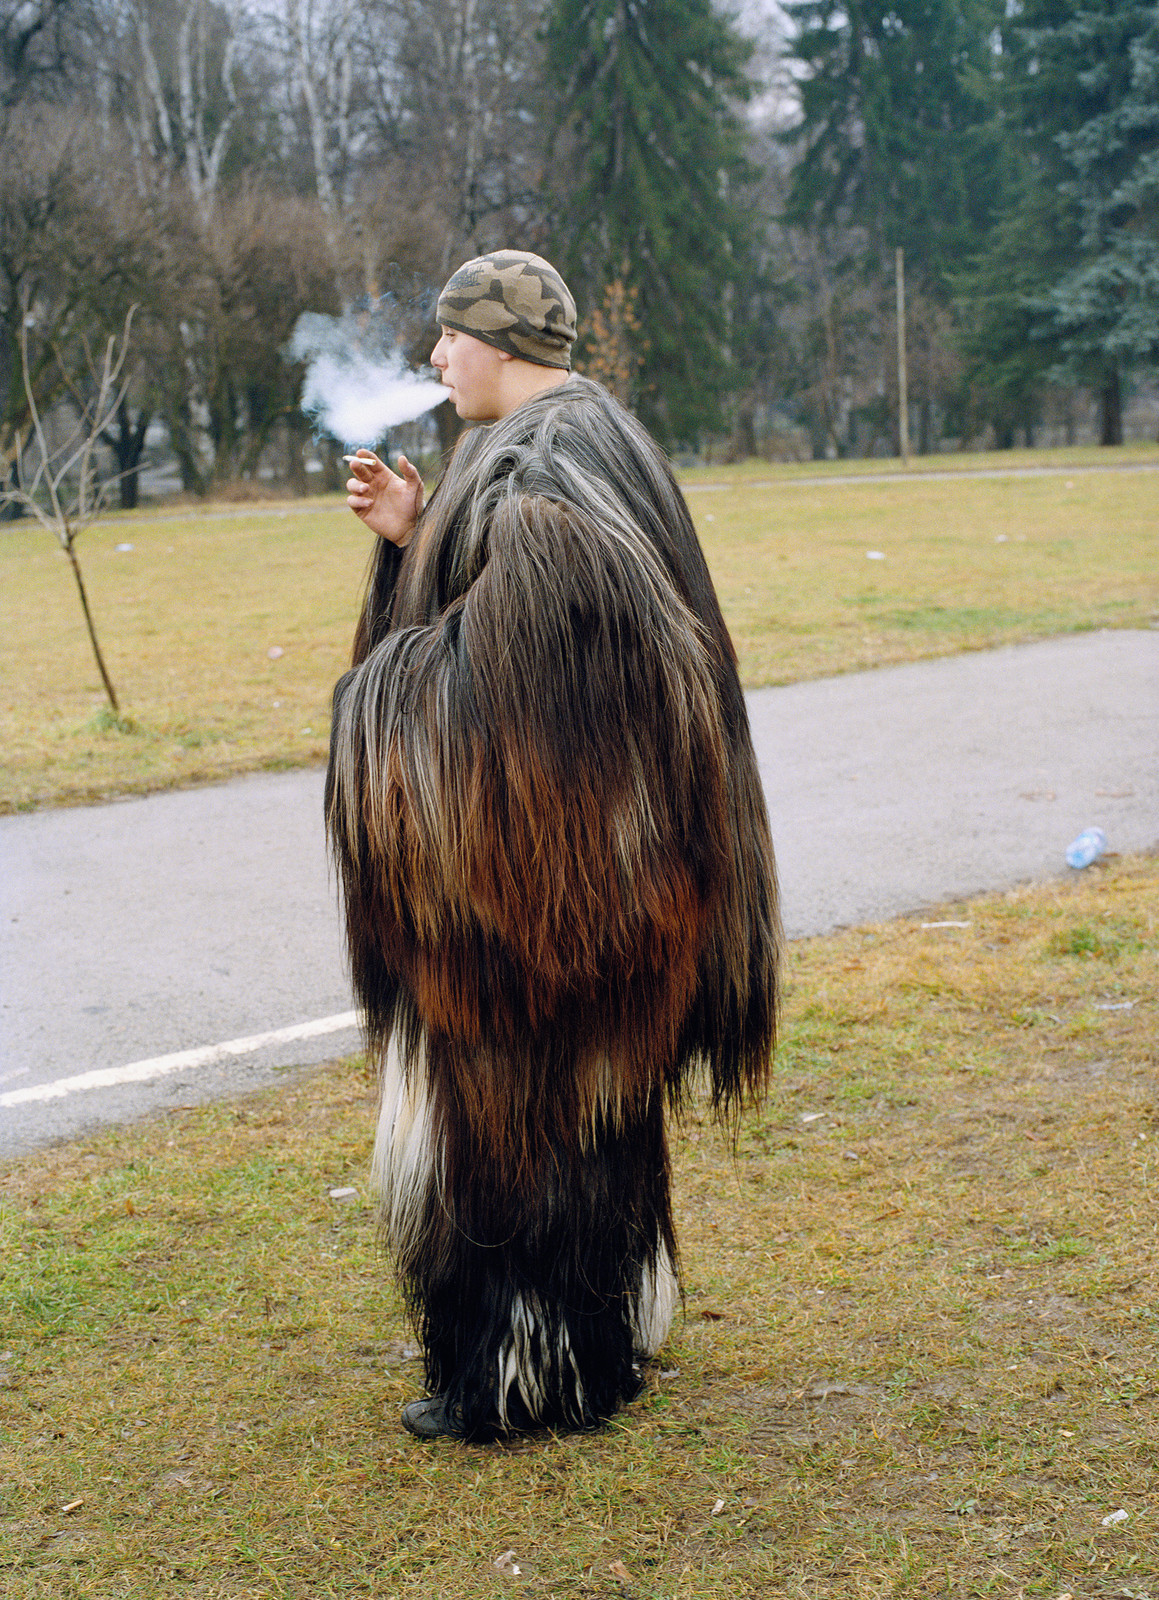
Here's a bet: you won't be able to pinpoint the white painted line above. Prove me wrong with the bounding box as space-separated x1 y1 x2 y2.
0 1013 360 1108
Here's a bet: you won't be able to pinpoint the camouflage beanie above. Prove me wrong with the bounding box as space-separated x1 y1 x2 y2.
435 251 577 370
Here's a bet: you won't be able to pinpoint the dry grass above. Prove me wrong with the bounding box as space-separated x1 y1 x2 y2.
3 445 1158 812
2 853 1156 1598
1 502 367 813
690 463 1159 685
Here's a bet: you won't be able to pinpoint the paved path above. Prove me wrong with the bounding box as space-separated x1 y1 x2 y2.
2 629 1155 1159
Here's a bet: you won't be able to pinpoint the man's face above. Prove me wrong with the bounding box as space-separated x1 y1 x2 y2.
430 327 505 421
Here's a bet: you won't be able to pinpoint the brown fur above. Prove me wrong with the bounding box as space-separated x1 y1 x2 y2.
326 378 780 1433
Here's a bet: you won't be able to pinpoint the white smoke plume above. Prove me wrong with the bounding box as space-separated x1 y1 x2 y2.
289 310 446 448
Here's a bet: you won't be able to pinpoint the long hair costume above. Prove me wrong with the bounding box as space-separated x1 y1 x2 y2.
326 377 780 1439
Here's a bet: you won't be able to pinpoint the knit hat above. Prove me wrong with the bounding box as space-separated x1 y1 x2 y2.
435 251 577 370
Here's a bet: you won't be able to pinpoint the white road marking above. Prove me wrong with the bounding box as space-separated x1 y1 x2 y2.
0 1013 360 1108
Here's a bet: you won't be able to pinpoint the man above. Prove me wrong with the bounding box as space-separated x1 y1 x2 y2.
343 251 574 537
326 250 780 1441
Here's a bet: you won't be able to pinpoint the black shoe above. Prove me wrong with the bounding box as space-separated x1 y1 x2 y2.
401 1394 463 1440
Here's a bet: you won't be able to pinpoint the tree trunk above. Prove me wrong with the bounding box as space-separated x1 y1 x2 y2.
434 398 462 457
320 438 345 493
163 395 209 495
102 400 150 510
731 399 756 463
1099 368 1122 446
1 459 24 520
66 540 119 714
286 413 310 495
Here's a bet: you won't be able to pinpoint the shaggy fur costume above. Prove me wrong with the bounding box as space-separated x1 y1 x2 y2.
326 377 780 1439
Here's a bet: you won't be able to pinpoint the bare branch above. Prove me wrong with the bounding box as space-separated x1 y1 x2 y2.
2 306 140 715
19 303 67 539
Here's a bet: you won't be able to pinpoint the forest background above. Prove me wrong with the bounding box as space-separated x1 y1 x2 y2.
2 0 1158 506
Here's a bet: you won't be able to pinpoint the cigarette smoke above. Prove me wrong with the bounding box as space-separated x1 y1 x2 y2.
289 310 446 447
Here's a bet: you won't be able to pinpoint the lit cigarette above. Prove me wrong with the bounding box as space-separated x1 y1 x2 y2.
343 452 378 464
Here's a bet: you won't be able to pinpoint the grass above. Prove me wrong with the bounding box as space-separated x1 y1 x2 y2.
689 458 1159 686
1 503 366 813
3 443 1158 811
2 851 1156 1598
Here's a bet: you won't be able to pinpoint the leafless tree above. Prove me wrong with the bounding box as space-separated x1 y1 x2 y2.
360 0 551 269
2 306 137 713
115 0 241 223
0 102 160 480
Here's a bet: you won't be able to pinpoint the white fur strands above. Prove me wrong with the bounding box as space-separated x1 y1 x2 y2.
370 1022 682 1436
371 1033 439 1263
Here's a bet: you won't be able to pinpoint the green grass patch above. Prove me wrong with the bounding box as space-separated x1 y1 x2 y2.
3 446 1158 811
2 853 1157 1597
1045 919 1146 961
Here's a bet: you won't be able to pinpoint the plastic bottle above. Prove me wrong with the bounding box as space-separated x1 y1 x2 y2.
1065 827 1107 869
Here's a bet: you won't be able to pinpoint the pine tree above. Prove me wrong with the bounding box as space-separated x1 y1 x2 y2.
1030 2 1159 442
544 0 757 445
960 0 1159 445
953 177 1075 447
782 0 1007 289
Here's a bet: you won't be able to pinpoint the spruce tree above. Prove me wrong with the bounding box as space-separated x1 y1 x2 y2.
960 0 1159 445
782 0 1007 289
1029 2 1159 442
544 0 757 445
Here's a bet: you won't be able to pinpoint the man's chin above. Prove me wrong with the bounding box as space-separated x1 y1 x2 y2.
454 400 493 422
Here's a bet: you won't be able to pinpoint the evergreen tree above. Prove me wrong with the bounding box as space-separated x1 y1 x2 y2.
960 0 1159 445
781 0 1007 288
953 176 1074 446
1031 2 1159 442
544 0 758 445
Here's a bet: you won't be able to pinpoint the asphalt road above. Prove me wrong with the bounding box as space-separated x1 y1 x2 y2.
2 628 1155 1160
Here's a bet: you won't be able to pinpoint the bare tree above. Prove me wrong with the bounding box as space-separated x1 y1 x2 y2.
2 306 137 713
0 100 165 490
361 0 550 269
282 0 355 255
120 0 240 224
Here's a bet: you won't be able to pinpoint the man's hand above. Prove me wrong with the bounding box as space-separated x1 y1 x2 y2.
345 451 424 546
